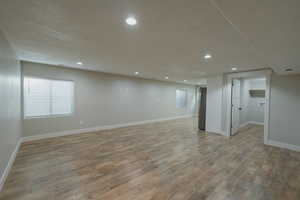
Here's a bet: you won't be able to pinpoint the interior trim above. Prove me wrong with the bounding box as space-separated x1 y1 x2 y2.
225 69 272 144
239 121 264 128
0 139 22 192
266 140 300 152
247 121 264 126
22 115 194 142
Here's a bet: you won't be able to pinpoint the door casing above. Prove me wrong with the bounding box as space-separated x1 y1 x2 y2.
225 69 272 145
231 79 241 135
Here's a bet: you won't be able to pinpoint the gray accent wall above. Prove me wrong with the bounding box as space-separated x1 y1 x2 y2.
269 74 300 146
22 61 197 137
0 31 22 180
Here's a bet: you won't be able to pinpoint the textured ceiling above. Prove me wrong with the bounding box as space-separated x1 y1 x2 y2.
0 0 299 84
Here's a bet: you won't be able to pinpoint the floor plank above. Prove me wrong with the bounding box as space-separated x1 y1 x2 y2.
1 118 300 200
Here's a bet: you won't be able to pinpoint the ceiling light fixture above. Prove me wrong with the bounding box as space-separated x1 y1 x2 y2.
77 62 83 65
232 67 237 71
184 80 187 82
126 17 137 26
204 54 212 60
165 76 169 79
134 72 139 75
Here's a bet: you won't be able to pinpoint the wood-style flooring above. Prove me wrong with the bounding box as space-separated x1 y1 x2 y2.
1 118 300 200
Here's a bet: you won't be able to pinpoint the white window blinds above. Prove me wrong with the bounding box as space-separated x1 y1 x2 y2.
24 77 74 118
176 89 187 108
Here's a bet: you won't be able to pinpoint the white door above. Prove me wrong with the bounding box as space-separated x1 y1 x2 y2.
231 79 241 135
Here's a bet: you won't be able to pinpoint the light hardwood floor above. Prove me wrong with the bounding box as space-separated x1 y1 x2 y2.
1 118 300 200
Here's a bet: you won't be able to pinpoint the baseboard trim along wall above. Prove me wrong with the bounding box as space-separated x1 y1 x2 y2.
239 122 250 129
206 130 226 136
2 115 300 193
22 115 194 142
266 140 300 152
239 121 264 129
248 121 264 126
0 139 22 192
2 115 194 192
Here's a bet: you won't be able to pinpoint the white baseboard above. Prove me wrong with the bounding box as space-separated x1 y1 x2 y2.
265 140 300 152
22 115 193 142
0 139 22 192
239 121 264 129
239 122 250 128
248 121 264 126
206 129 226 136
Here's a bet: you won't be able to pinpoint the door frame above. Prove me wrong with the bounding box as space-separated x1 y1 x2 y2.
198 87 207 131
225 69 272 145
231 78 241 136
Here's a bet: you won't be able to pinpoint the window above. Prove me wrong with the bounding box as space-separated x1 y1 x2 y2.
176 89 187 108
24 77 74 118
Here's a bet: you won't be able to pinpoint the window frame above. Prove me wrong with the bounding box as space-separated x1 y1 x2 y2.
23 76 75 119
175 88 188 109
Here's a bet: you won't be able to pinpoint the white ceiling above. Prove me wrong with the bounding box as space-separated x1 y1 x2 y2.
0 0 299 85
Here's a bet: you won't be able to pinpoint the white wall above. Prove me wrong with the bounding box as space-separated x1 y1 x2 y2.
269 75 300 147
0 31 22 187
22 61 197 137
206 76 224 134
240 78 266 125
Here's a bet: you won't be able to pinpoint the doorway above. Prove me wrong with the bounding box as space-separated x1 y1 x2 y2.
231 78 266 136
198 87 207 131
225 70 271 144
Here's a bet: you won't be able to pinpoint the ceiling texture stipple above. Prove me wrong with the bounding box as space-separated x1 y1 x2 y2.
0 0 299 85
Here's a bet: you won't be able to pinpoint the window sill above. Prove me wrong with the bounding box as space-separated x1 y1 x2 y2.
24 114 73 120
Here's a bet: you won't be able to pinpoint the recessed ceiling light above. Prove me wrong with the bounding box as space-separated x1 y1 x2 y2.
134 72 139 75
232 67 237 71
165 76 169 79
204 54 212 60
184 80 187 82
77 62 83 65
126 17 137 26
